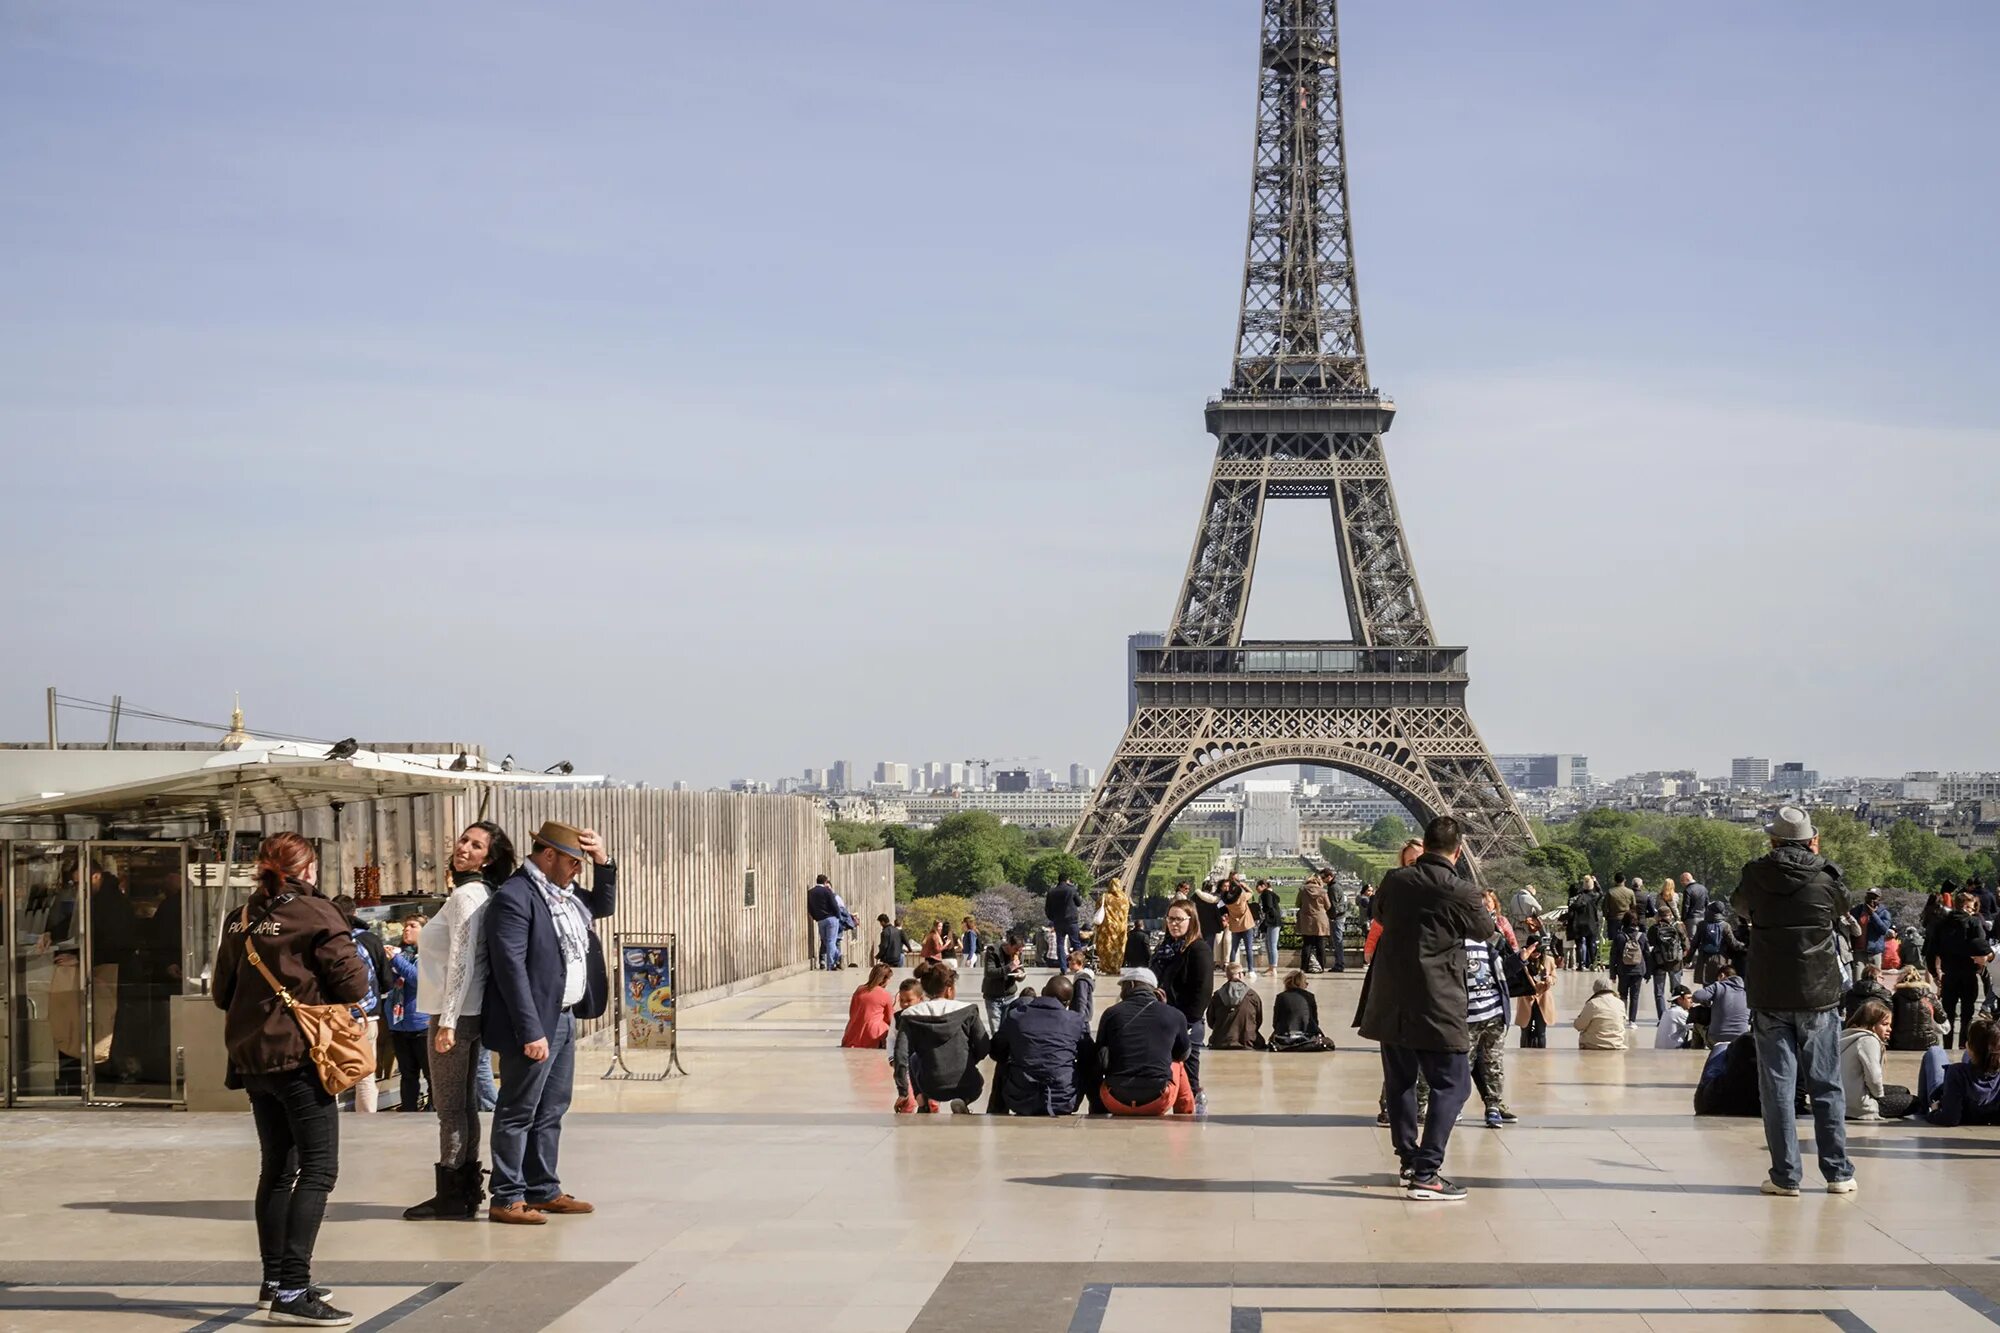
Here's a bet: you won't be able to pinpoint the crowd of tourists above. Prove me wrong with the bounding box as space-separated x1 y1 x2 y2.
210 817 616 1326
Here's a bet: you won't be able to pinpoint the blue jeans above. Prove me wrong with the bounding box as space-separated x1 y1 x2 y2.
490 1012 577 1206
1652 968 1685 1020
1229 930 1257 970
815 917 840 970
1262 926 1281 970
1751 1007 1852 1188
475 1046 498 1112
1050 921 1081 966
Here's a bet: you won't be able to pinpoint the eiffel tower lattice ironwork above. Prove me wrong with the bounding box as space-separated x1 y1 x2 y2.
1069 0 1533 886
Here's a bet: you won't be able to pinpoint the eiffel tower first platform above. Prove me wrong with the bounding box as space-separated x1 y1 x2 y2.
1069 0 1534 886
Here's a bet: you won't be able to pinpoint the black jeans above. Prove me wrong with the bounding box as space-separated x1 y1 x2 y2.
1574 931 1599 970
1300 936 1327 970
1380 1045 1471 1180
1521 1008 1548 1048
245 1066 339 1291
1619 976 1643 1022
1942 976 1980 1048
391 1030 429 1110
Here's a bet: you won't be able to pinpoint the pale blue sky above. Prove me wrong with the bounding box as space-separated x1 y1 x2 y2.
2 1 1995 784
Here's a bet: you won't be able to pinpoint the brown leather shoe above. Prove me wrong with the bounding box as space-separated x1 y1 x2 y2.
488 1201 547 1225
526 1193 594 1215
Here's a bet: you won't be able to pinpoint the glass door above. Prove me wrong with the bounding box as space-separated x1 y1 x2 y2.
82 843 186 1105
6 842 85 1102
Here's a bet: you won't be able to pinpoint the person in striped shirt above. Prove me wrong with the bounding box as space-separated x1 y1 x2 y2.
1465 934 1516 1127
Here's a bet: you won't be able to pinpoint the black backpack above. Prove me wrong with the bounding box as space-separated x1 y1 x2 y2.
1651 923 1687 969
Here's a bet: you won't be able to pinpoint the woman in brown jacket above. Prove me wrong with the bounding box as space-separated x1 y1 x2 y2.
211 831 369 1327
1295 875 1333 973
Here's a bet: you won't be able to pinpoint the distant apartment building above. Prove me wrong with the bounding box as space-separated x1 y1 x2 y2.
1731 757 1771 788
1238 784 1302 857
874 761 911 789
1493 754 1590 790
1771 762 1818 792
1941 773 2000 803
829 759 863 794
1069 764 1097 791
994 769 1032 793
902 790 1091 829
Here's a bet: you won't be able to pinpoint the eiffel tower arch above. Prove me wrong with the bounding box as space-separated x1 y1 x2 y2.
1069 0 1533 888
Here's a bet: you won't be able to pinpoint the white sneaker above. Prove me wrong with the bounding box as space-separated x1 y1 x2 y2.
1827 1177 1858 1195
1761 1179 1800 1197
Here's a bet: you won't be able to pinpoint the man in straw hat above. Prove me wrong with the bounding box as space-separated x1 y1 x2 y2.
1732 805 1856 1198
483 820 617 1224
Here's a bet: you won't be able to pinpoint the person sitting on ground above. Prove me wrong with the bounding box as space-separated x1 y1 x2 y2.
1092 969 1194 1116
1839 999 1913 1120
1918 1014 2000 1126
980 935 1028 1034
875 914 910 968
1692 963 1750 1048
892 964 989 1114
1890 965 1944 1051
841 963 896 1049
1691 902 1742 987
1882 929 1903 971
1573 977 1629 1050
1205 961 1266 1050
1065 949 1096 1025
1269 971 1334 1052
988 975 1096 1116
1694 1033 1763 1116
1655 984 1695 1049
1125 915 1152 974
1841 963 1894 1020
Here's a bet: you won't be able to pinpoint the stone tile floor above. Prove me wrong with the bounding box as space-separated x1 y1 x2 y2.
2 965 1997 1331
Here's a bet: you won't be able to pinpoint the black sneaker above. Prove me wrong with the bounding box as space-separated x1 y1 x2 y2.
1406 1175 1468 1201
266 1292 353 1327
1397 1162 1415 1184
1375 1110 1390 1127
259 1283 331 1311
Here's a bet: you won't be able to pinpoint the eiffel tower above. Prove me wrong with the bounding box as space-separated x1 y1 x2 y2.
1069 0 1533 886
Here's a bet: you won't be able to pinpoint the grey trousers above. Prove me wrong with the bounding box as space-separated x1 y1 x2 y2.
429 1032 484 1169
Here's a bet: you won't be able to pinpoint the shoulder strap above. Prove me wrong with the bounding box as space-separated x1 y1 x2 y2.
238 901 298 1011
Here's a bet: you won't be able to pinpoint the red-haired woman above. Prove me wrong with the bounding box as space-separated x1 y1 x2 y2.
211 832 369 1327
842 963 897 1048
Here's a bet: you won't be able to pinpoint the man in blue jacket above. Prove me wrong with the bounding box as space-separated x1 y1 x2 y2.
1853 890 1893 967
483 819 617 1224
989 976 1095 1116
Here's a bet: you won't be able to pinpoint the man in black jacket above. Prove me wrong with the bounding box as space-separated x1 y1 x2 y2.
1093 970 1193 1114
1566 878 1604 971
1356 816 1493 1201
1923 890 1992 1048
807 874 840 971
1731 806 1855 1197
1046 878 1084 970
989 976 1095 1115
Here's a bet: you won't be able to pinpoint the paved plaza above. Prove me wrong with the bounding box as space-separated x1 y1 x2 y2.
5 965 2000 1332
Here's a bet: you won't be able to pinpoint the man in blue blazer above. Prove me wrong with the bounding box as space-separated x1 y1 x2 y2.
483 819 616 1224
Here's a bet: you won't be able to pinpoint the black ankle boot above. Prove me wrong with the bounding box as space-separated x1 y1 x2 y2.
403 1163 458 1221
454 1162 488 1218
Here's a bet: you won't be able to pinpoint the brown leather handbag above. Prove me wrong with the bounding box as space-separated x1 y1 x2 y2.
238 904 375 1094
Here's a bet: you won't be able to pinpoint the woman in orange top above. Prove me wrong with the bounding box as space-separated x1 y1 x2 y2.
842 964 897 1048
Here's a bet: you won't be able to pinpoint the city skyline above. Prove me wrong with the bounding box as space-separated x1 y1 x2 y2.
3 3 1996 789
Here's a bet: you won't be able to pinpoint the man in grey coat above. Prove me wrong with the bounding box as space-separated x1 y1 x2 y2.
1356 815 1494 1201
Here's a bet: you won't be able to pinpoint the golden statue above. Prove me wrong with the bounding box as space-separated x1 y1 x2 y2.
1096 875 1130 974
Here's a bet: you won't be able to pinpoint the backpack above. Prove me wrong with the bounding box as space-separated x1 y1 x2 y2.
1618 933 1645 971
1652 924 1686 969
1696 921 1726 957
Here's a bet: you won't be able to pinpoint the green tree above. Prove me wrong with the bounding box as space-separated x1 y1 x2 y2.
893 863 919 902
1025 851 1091 893
1810 809 1892 892
1655 818 1765 896
1886 820 1964 889
1524 842 1591 889
921 837 1005 897
824 821 883 855
1358 814 1411 851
